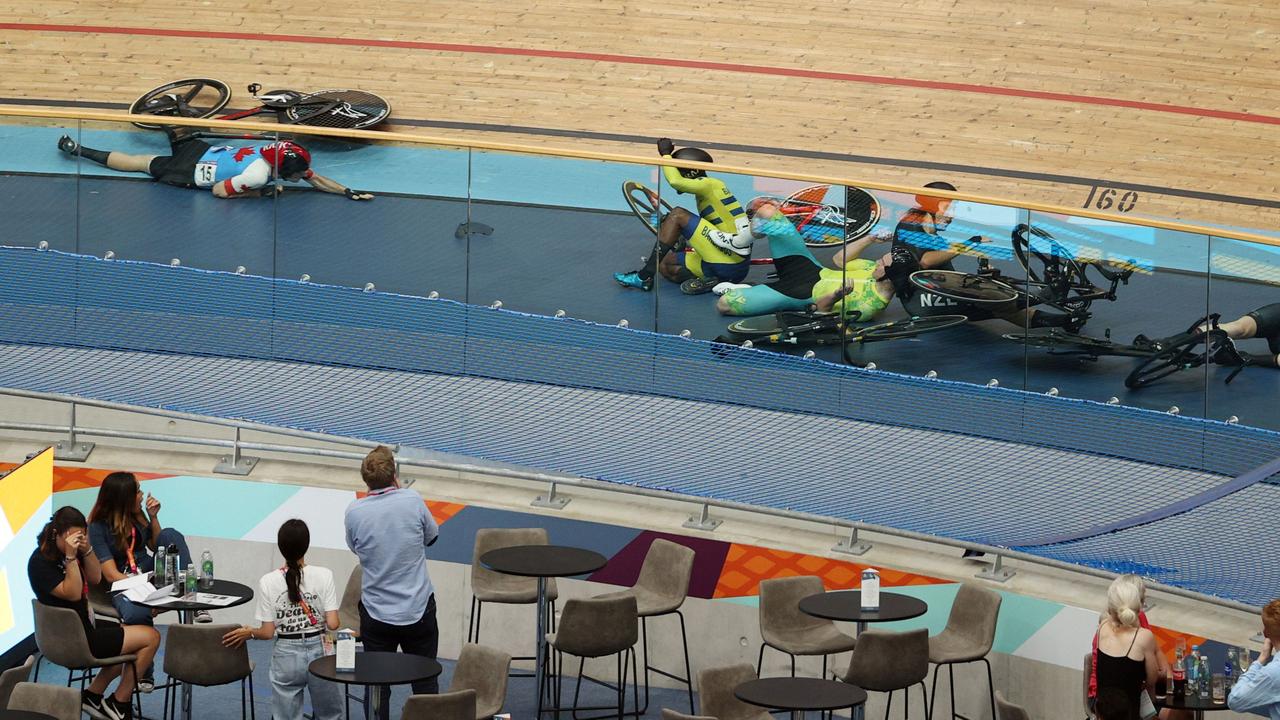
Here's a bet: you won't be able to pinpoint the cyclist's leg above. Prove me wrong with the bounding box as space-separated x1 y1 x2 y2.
56 135 156 173
659 249 696 283
1243 303 1280 367
636 208 696 282
718 284 812 316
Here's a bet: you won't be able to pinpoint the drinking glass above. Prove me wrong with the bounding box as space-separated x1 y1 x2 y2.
1212 674 1226 703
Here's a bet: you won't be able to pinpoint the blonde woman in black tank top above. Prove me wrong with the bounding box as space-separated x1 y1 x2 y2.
1096 576 1161 719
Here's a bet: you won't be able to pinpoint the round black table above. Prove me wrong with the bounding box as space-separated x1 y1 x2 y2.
735 677 867 720
129 578 254 720
310 652 443 720
1158 691 1231 720
480 545 607 716
129 578 254 614
798 590 929 631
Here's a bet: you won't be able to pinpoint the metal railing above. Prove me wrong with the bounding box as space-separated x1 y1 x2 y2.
0 386 1261 615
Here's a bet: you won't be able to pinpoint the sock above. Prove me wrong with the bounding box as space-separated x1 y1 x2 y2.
74 144 112 166
638 243 675 282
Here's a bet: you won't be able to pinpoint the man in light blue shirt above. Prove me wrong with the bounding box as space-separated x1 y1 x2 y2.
1229 600 1280 720
345 445 440 716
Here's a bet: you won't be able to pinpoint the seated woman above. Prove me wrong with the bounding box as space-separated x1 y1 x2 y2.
29 506 160 720
1091 575 1167 720
222 519 342 720
715 197 895 320
89 472 205 691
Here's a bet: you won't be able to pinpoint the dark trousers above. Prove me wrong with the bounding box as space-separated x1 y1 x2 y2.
358 595 439 719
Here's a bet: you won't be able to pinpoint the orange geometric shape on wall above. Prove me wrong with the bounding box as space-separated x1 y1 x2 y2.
713 542 949 598
50 466 168 494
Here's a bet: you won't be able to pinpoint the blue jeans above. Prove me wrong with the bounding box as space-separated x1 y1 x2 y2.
270 636 342 720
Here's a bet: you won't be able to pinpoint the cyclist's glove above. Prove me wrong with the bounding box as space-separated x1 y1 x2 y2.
344 188 375 201
656 137 675 157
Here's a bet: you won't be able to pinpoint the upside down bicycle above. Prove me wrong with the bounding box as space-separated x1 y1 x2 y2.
130 78 391 132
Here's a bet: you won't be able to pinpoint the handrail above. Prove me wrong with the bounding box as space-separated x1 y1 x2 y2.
1 105 1276 248
0 385 1261 615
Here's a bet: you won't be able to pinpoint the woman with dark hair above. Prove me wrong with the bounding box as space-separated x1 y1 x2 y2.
28 506 161 720
88 472 203 692
222 519 342 720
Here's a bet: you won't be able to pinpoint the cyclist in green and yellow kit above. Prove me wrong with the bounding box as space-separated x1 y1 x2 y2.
614 138 754 295
715 197 896 320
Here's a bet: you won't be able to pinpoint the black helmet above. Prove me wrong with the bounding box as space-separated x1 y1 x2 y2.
672 147 713 179
883 245 920 300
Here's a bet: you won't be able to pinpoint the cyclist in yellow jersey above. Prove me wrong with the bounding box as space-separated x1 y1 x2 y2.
614 138 753 295
715 198 895 320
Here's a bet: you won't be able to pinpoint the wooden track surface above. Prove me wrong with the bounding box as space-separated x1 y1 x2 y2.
0 0 1276 230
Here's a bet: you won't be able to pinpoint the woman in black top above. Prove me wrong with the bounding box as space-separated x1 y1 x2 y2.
28 507 160 720
1093 575 1161 720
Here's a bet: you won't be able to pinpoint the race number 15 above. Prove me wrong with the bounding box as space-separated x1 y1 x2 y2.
1083 186 1138 212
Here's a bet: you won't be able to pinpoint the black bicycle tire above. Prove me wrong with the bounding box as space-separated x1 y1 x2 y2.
779 185 881 248
623 181 675 237
859 314 967 341
284 89 391 129
1012 225 1094 311
909 270 1020 304
725 316 784 336
1124 339 1204 389
130 78 231 130
1002 330 1156 358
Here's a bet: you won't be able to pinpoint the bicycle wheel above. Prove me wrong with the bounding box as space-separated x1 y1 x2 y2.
910 270 1020 304
623 181 675 237
1003 329 1156 358
778 185 880 248
1124 336 1204 389
130 78 231 130
1011 224 1091 310
284 89 391 129
859 314 967 341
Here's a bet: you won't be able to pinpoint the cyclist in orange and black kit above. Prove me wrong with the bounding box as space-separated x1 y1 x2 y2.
614 138 754 295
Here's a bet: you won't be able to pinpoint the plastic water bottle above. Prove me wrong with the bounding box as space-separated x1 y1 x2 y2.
167 544 179 592
1198 655 1210 699
1225 648 1236 688
154 546 167 586
185 563 197 596
200 550 214 589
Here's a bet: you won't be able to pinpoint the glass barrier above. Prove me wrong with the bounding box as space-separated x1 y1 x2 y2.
1 117 82 252
467 148 656 330
1208 234 1280 430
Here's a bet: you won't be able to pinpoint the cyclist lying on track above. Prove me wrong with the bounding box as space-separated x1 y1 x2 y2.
614 138 752 294
1192 303 1280 368
715 197 894 321
56 129 373 200
890 181 1083 331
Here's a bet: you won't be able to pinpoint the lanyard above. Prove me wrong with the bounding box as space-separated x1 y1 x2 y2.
65 556 95 627
365 486 396 497
125 526 139 575
280 567 318 627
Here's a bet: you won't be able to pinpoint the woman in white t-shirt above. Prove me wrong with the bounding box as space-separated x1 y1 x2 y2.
222 520 343 720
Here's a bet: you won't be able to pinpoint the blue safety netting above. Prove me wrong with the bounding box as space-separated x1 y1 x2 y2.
2 246 1277 606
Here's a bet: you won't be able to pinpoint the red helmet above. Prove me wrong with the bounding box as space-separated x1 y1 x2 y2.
261 141 312 179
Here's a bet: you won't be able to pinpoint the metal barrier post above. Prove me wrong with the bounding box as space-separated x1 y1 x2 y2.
976 553 1016 582
683 502 722 531
53 402 94 462
832 525 872 556
532 480 570 509
213 427 259 475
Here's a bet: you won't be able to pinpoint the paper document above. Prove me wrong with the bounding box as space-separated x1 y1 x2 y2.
122 583 176 604
110 574 151 593
194 593 239 607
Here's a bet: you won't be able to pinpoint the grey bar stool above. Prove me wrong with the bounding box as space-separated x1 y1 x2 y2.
596 538 696 714
928 583 1002 720
835 628 930 720
32 601 138 693
162 624 256 720
756 576 856 678
696 664 771 720
546 595 639 719
400 690 476 720
661 711 716 720
448 643 513 720
995 692 1031 720
9 681 81 720
468 528 559 677
0 655 36 708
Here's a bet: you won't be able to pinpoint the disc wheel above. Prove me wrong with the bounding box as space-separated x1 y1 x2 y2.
909 270 1020 304
859 314 967 341
130 78 231 130
623 181 675 237
283 89 391 129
